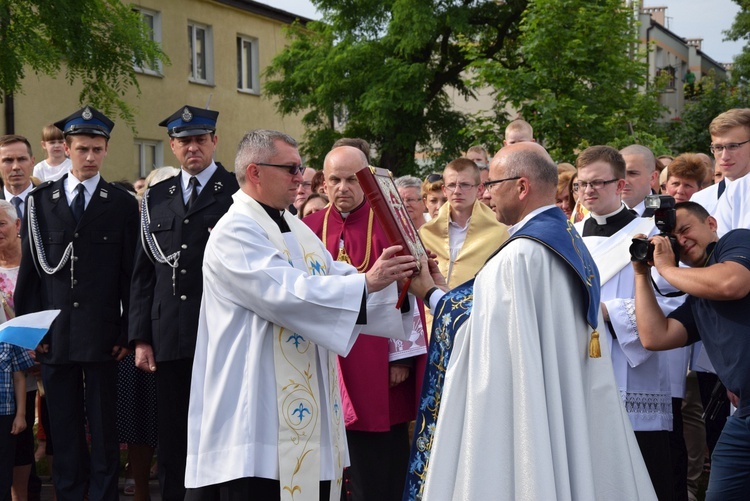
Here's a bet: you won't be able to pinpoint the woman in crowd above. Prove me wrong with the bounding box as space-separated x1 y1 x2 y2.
556 170 575 219
664 153 708 203
421 174 447 220
0 200 39 501
299 193 328 219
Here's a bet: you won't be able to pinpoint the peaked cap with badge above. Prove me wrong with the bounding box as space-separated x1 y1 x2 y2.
159 105 219 138
54 105 114 139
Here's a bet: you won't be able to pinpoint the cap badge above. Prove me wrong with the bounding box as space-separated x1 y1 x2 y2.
82 107 93 120
181 107 193 122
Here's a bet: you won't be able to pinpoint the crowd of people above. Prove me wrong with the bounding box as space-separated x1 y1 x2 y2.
0 105 747 501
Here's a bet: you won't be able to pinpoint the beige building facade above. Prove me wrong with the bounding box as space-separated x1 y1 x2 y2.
1 0 309 182
637 4 728 121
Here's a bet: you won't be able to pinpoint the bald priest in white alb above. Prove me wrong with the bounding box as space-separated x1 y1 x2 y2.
185 130 416 501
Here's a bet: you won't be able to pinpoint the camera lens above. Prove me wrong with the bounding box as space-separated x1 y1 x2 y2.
629 238 651 262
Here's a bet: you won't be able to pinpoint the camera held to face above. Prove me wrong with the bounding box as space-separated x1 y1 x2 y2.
629 194 680 264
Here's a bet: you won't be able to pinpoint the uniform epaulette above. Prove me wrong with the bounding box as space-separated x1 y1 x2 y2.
109 182 137 195
29 180 54 194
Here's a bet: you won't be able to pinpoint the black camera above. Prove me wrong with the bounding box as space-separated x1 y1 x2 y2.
629 194 680 264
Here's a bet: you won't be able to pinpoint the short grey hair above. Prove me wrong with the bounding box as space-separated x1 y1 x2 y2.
394 175 422 190
499 149 557 188
0 200 18 222
620 144 656 173
235 129 298 185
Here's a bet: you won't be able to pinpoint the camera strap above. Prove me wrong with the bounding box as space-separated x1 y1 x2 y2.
650 275 685 297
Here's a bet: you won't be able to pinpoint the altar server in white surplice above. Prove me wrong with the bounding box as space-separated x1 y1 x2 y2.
696 108 750 226
405 141 655 501
573 145 686 501
185 130 416 501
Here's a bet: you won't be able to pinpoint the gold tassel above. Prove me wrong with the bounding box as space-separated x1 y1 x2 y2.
588 329 601 358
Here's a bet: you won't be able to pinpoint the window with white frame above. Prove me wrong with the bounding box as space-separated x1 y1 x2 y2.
237 35 260 93
134 139 164 178
188 22 214 84
132 7 162 75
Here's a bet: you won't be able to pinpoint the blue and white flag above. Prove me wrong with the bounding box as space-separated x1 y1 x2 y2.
0 310 60 349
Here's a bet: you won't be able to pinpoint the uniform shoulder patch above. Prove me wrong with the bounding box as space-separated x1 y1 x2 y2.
29 180 54 194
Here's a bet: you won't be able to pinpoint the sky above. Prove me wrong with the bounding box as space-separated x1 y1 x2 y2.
258 0 746 63
656 0 743 63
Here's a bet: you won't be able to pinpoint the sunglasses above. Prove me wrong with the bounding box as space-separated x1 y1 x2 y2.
256 162 306 176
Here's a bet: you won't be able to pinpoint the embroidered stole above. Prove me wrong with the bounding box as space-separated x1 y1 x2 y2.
234 192 344 501
403 279 474 501
419 200 507 288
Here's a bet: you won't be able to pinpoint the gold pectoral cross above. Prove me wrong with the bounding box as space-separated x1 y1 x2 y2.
338 240 352 264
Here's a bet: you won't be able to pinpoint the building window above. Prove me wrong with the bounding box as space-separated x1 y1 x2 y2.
188 22 214 84
657 65 676 91
132 7 162 75
237 35 260 94
134 139 163 178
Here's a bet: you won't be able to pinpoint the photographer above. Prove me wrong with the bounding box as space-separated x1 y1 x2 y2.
633 201 750 501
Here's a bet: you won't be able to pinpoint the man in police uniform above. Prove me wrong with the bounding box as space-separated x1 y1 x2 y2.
129 105 238 501
15 106 139 500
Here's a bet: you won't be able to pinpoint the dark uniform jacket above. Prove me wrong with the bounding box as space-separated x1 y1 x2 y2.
15 175 139 364
128 163 238 362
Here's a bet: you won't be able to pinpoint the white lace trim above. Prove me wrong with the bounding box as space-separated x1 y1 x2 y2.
623 298 638 338
620 390 672 427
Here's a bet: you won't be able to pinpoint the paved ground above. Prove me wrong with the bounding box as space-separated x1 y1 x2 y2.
38 477 162 500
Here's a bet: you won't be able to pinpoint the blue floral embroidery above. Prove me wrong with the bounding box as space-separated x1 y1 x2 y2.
403 279 474 501
291 403 310 423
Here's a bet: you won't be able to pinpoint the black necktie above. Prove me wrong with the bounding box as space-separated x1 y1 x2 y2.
10 196 22 220
186 176 200 211
71 184 86 223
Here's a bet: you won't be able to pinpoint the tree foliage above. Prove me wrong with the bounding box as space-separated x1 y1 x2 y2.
265 0 672 171
470 0 664 162
725 0 750 85
264 0 528 175
0 0 168 126
666 71 750 154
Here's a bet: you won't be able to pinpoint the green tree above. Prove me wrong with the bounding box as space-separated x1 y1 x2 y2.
725 0 750 85
667 71 750 154
471 0 665 162
0 0 168 127
264 0 528 174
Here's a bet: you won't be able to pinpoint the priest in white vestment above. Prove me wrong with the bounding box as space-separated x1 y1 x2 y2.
185 130 417 501
405 142 655 500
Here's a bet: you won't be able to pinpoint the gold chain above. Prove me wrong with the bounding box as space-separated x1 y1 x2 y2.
322 206 374 273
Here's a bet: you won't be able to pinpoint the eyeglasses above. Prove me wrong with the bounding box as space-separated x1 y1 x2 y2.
426 173 443 183
256 162 306 176
444 182 477 192
402 197 422 204
573 179 618 191
484 176 521 189
709 139 750 155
